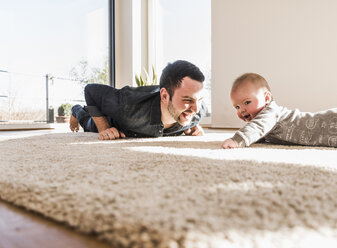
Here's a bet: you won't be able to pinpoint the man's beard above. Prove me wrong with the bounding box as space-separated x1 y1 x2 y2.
167 100 193 126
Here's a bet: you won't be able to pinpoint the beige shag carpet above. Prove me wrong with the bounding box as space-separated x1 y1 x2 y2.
1 132 337 248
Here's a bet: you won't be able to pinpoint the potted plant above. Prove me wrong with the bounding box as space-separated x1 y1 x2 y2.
55 103 72 123
135 65 158 86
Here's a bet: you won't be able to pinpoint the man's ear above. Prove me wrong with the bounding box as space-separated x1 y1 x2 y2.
264 90 272 104
160 88 170 103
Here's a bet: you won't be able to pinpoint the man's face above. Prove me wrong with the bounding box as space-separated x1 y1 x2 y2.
165 77 204 126
230 80 270 122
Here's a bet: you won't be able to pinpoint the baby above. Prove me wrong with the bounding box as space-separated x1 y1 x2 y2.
222 73 337 149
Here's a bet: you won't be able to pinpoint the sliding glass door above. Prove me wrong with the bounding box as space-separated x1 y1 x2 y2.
0 0 112 124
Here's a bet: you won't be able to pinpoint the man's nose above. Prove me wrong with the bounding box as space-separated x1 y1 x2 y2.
190 101 198 113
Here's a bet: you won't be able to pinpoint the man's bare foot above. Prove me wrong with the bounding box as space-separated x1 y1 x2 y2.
69 115 80 132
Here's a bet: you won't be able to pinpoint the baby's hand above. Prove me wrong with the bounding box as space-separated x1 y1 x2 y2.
221 138 239 149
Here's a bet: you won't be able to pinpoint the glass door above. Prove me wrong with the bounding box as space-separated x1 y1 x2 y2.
0 0 111 124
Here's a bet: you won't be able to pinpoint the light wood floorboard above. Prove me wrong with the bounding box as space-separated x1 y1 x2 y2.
0 199 112 248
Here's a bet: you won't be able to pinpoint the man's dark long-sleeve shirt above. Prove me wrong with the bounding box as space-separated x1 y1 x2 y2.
83 83 206 138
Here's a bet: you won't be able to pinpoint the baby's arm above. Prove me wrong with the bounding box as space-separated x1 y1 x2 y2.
221 103 279 149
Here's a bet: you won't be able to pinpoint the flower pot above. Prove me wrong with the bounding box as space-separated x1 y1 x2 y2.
56 116 70 123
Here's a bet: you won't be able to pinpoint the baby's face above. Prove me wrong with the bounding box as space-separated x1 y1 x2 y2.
230 81 270 122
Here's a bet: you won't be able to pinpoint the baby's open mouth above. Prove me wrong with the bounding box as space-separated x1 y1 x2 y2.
243 114 251 121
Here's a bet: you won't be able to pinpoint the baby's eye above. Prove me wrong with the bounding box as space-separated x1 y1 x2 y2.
235 106 240 110
244 101 251 105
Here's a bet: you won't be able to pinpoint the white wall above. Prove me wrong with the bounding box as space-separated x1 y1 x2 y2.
212 0 337 128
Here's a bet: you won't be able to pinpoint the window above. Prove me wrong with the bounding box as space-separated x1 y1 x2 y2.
0 0 111 123
149 0 211 116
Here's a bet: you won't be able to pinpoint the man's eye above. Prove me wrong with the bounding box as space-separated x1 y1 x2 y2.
244 101 251 105
184 100 193 103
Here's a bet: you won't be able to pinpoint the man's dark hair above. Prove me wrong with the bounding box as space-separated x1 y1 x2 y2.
159 60 205 98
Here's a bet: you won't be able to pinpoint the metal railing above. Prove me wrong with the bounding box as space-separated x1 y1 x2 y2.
0 70 85 123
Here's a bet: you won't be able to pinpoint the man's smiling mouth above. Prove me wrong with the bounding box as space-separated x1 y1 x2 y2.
182 111 194 120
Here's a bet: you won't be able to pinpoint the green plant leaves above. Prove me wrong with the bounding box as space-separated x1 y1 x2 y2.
135 66 158 86
58 103 72 116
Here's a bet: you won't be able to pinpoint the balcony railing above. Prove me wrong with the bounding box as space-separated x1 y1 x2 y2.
0 70 85 124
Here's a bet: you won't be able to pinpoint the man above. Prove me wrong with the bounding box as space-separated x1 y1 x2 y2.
70 60 206 140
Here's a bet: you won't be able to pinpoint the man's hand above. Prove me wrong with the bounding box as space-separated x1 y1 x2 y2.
99 127 126 140
221 138 239 149
184 125 204 136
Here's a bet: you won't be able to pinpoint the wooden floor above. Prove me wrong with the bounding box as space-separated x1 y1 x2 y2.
0 124 111 248
0 200 112 248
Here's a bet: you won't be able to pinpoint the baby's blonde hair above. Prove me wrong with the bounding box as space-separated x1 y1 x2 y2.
232 73 272 93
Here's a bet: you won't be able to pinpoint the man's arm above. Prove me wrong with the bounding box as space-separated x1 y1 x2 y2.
184 101 207 136
92 116 110 132
93 116 126 140
184 124 204 136
84 84 125 140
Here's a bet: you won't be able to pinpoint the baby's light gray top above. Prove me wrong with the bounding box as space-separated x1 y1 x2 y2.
232 101 337 147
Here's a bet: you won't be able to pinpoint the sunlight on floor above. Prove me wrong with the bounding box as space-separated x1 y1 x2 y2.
0 123 71 141
127 145 337 168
